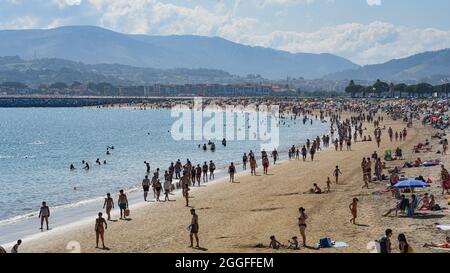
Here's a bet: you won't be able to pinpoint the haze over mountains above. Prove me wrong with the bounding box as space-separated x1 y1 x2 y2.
325 49 450 82
0 25 449 85
0 26 357 80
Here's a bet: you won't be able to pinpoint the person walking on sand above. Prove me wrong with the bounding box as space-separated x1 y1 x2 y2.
242 153 248 170
202 162 208 183
189 209 200 248
298 207 308 247
164 177 172 201
301 145 307 161
118 190 128 220
333 166 342 184
228 162 236 183
440 165 450 195
349 198 359 224
209 160 216 180
103 193 114 220
326 177 331 193
262 157 269 175
95 212 108 249
38 201 50 231
142 175 150 201
151 172 158 198
250 156 257 176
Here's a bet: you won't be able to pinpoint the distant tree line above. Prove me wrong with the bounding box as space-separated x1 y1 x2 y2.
345 79 450 98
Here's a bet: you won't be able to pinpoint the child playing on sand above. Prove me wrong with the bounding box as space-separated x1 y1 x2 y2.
349 198 358 224
326 177 331 193
269 236 282 250
313 183 323 194
287 236 300 250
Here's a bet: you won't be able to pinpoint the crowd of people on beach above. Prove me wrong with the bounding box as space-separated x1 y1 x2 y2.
2 98 450 253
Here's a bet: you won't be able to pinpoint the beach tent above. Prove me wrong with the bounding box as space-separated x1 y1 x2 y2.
393 179 430 189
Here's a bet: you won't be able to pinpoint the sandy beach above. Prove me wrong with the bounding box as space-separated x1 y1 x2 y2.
13 110 450 253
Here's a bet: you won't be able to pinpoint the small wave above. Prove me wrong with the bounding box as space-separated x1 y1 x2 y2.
28 140 47 145
0 155 14 159
23 155 36 159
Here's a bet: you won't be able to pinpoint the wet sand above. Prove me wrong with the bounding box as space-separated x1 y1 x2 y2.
18 112 450 253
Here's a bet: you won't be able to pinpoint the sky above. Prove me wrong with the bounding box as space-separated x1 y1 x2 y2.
1 0 450 65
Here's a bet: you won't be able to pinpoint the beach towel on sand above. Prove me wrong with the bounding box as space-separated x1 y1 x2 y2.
332 242 349 248
436 224 450 231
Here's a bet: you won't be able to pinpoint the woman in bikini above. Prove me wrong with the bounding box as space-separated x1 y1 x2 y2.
298 207 308 247
95 212 108 249
102 193 114 220
250 157 257 176
155 179 162 202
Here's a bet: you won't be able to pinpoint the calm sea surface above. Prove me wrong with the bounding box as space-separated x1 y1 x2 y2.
0 107 328 224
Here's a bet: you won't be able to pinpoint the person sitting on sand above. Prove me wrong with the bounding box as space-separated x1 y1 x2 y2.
287 236 300 250
313 183 322 194
398 233 413 253
413 158 422 167
418 193 430 210
423 236 450 249
383 196 405 217
95 212 107 249
269 236 282 250
349 198 358 225
10 240 21 254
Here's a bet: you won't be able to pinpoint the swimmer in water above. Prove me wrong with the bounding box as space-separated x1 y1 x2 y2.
83 162 90 170
96 158 101 165
70 164 76 171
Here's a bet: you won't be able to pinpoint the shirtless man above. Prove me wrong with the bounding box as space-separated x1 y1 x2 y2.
202 162 208 183
333 166 343 185
180 173 190 197
209 161 216 180
95 212 108 249
189 209 200 248
349 198 359 224
38 201 50 230
151 172 159 198
142 175 150 201
242 153 248 170
250 157 257 176
103 193 114 220
118 190 128 220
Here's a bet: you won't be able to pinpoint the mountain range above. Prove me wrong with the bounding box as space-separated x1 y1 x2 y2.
0 26 358 80
0 25 449 85
324 49 450 82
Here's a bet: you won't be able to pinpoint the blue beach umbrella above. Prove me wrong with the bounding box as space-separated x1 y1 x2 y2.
393 179 430 189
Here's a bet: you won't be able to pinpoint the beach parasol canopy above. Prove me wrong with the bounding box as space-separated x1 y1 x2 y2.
393 179 430 189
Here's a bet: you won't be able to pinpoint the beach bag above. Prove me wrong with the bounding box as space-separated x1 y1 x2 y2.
124 208 130 217
319 238 332 248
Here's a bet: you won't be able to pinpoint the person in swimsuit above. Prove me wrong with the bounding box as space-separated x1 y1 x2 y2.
95 212 108 249
184 185 190 207
209 161 216 180
262 157 269 175
155 179 162 202
228 162 236 183
333 166 342 184
202 162 208 183
250 157 257 176
298 207 308 247
38 201 50 230
144 161 151 173
151 172 159 198
164 178 172 201
269 236 282 250
242 153 248 170
118 190 128 220
349 198 359 224
313 184 322 194
189 209 199 248
103 193 114 220
326 177 332 193
142 175 150 201
70 164 76 171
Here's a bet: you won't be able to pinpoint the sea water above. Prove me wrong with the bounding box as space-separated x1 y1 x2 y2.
0 107 328 244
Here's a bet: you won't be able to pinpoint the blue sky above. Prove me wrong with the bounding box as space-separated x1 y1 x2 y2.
1 0 450 64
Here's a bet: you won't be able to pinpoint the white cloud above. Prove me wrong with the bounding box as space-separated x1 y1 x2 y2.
52 0 83 9
367 0 381 6
0 16 40 29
